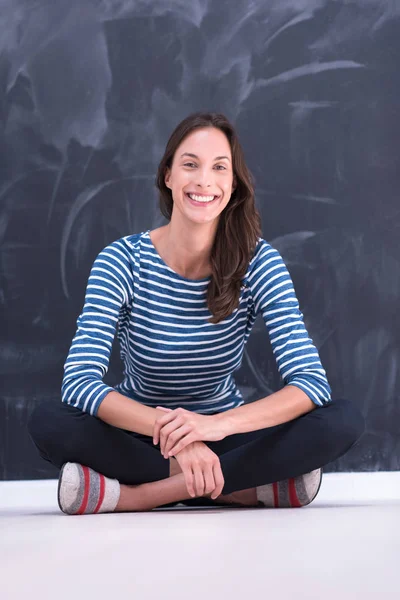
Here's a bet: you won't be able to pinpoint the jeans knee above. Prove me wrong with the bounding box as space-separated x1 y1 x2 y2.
27 401 50 447
329 398 366 448
27 400 82 457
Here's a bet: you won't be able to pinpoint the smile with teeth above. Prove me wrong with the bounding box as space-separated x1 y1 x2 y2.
186 192 219 203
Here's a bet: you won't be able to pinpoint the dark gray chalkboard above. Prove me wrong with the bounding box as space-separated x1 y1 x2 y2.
1 0 399 479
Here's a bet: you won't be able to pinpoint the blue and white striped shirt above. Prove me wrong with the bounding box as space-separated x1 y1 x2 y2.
61 229 332 416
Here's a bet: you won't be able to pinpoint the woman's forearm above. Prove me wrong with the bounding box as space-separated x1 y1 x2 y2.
216 385 317 436
96 390 163 437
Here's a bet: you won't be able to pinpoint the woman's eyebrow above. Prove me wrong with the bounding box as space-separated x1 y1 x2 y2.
180 152 231 162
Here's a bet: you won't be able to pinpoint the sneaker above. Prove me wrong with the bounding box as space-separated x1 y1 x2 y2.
57 462 120 515
256 467 323 508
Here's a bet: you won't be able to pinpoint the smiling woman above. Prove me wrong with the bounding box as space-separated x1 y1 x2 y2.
27 111 365 516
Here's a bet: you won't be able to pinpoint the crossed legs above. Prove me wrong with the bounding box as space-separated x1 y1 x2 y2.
28 398 365 512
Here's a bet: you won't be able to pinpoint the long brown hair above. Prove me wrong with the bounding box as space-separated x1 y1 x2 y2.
155 112 262 324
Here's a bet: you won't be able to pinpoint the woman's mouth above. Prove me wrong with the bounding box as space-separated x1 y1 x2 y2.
185 192 220 206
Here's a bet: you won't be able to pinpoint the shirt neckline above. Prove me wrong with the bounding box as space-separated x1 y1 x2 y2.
144 229 212 284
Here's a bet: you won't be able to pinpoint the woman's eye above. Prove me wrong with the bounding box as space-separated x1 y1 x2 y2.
183 163 226 170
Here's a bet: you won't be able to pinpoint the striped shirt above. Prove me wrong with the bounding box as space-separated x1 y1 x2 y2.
61 229 332 416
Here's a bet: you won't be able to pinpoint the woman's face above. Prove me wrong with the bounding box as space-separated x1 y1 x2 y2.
165 127 236 225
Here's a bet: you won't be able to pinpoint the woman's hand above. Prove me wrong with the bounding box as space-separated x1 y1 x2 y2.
172 440 225 499
153 406 227 458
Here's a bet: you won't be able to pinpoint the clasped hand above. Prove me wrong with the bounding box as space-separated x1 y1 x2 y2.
153 406 226 457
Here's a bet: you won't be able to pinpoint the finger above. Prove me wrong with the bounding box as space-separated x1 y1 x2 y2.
159 418 184 455
211 462 225 500
163 425 185 457
160 417 184 453
154 411 178 445
153 422 160 446
194 464 205 497
184 465 196 498
203 463 216 496
153 420 165 446
165 426 193 456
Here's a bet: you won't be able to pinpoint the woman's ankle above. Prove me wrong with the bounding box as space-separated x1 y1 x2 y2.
117 473 189 512
115 483 141 512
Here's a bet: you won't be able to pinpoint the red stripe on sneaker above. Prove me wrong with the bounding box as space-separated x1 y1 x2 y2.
273 482 279 507
94 474 106 514
288 478 302 508
77 466 90 515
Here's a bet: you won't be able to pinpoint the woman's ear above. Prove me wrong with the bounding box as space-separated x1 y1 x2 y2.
164 168 171 189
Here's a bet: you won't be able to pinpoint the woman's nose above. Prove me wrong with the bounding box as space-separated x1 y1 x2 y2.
194 170 213 187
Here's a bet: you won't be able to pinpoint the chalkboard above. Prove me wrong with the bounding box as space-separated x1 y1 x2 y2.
1 0 399 479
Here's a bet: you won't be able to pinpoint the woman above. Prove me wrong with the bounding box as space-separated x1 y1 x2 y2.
28 112 365 515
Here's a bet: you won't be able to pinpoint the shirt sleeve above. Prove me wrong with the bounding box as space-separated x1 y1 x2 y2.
248 240 332 407
61 239 133 416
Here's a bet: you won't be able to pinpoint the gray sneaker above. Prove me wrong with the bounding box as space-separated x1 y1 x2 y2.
57 462 120 515
256 467 323 508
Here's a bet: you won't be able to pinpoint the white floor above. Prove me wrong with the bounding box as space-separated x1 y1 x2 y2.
0 472 399 600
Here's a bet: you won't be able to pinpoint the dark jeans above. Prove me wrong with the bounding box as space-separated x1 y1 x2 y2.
27 397 365 507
